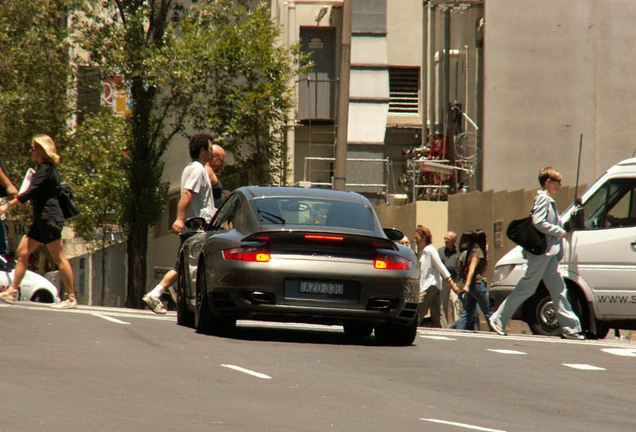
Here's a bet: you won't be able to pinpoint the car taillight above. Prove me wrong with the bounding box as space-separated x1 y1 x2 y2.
304 234 344 241
223 247 271 262
374 254 410 270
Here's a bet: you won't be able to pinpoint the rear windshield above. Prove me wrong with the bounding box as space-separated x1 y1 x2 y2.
254 198 374 231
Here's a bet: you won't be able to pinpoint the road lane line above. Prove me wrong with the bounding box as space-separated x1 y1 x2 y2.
420 335 456 341
421 418 506 432
221 364 272 380
487 349 526 355
562 363 606 371
92 313 130 325
601 348 636 357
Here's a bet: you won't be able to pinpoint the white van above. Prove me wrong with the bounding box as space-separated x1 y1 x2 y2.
490 157 636 339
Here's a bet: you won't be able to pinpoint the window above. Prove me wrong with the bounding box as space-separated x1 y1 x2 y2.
389 67 419 114
253 198 374 231
582 178 636 229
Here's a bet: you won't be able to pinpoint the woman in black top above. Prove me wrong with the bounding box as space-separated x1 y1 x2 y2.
0 135 77 308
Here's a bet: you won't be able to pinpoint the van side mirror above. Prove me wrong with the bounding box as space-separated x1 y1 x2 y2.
567 205 585 231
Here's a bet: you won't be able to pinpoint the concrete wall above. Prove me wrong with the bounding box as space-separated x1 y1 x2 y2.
376 185 583 282
484 0 636 192
375 200 448 249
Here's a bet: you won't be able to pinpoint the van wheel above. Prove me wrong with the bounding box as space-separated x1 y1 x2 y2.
524 289 561 336
570 291 609 339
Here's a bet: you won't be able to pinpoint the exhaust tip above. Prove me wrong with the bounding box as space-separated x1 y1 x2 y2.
367 299 393 310
250 291 275 304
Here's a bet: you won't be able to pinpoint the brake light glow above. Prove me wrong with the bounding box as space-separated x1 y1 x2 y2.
304 234 344 241
223 247 271 262
374 254 410 270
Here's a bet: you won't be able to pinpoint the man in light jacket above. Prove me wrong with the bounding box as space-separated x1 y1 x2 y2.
489 167 585 340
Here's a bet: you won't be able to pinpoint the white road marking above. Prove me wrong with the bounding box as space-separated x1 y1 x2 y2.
221 364 272 380
487 349 526 355
420 335 456 341
421 418 506 432
601 348 636 357
92 313 130 325
562 363 606 371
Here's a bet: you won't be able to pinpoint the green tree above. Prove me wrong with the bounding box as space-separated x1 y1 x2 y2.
81 0 306 307
61 112 128 304
170 0 308 189
1 0 306 308
0 0 83 176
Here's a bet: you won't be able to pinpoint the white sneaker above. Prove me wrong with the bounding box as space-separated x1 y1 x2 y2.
488 316 507 336
143 294 167 314
0 288 18 305
52 296 78 309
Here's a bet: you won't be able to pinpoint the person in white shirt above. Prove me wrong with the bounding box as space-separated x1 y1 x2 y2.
143 134 217 314
414 226 459 327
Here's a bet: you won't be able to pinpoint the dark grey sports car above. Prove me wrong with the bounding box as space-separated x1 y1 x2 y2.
176 186 420 345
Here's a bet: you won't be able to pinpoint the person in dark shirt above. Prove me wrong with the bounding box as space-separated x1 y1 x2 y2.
0 135 77 308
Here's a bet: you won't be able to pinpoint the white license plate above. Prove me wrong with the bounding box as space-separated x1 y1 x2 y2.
299 281 344 295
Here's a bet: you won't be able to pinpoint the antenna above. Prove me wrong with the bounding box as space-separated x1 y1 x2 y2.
574 133 583 202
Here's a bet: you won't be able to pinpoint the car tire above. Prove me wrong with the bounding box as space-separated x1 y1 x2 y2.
374 320 417 346
176 259 194 328
195 262 236 335
343 321 374 338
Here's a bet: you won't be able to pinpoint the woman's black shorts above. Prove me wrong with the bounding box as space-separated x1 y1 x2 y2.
27 219 63 244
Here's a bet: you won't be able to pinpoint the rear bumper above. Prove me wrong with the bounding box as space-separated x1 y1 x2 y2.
203 256 419 325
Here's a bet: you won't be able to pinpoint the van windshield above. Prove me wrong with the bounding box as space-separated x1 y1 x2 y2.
580 178 636 229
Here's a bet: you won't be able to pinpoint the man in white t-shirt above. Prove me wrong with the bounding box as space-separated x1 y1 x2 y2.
143 134 216 314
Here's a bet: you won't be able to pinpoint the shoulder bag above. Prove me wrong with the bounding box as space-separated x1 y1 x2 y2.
506 198 547 255
58 181 80 219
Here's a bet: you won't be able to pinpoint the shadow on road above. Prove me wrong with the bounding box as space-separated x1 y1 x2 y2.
199 324 394 347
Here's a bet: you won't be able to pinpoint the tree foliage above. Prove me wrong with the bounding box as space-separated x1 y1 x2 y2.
1 0 307 308
0 0 84 177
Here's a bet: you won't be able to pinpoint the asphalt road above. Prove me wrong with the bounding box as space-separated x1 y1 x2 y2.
1 302 635 432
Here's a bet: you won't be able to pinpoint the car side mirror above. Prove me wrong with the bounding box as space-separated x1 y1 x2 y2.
383 227 404 241
184 217 207 231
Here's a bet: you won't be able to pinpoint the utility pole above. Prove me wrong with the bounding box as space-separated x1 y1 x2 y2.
333 0 352 191
421 1 429 148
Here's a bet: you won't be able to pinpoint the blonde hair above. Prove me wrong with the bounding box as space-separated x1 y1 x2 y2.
33 134 60 164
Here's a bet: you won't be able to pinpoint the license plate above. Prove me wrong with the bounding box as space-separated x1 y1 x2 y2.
299 281 344 295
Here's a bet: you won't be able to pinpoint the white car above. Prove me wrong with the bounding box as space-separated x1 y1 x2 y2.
0 256 60 303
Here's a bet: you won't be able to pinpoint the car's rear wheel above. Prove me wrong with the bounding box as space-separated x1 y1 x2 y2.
343 321 374 338
374 320 417 346
176 259 194 328
195 262 236 335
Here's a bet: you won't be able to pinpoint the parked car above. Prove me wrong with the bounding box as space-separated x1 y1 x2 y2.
490 157 636 339
176 186 420 345
0 256 60 303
